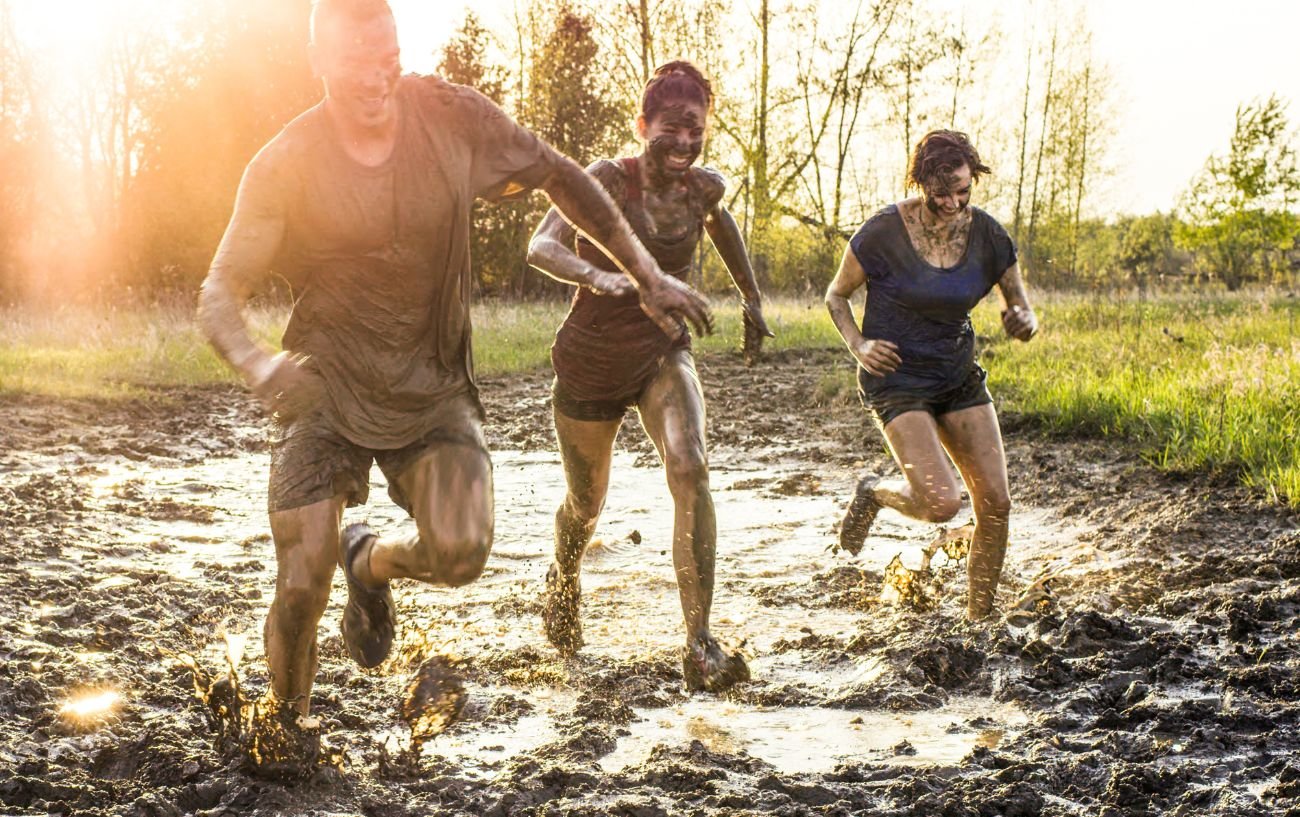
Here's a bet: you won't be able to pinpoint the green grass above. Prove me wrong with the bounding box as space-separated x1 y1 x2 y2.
972 291 1300 506
3 291 1298 507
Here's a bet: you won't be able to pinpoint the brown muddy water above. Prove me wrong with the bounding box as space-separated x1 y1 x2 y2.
1 349 1298 817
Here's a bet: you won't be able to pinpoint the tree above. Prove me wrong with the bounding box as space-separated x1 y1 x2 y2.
1177 95 1300 290
120 0 318 292
524 5 628 165
1118 213 1174 291
0 0 40 299
437 12 506 103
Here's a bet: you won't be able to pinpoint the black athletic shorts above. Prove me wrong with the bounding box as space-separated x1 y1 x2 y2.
860 365 993 428
267 390 488 515
551 350 698 423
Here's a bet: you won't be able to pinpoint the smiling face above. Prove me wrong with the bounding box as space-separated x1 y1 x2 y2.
310 11 402 133
922 163 973 219
638 100 708 182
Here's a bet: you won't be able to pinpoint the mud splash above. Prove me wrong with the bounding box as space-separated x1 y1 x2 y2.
1 349 1297 816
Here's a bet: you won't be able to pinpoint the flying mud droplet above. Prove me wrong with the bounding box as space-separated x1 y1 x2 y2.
881 554 935 610
920 523 974 571
1004 573 1059 627
402 655 467 751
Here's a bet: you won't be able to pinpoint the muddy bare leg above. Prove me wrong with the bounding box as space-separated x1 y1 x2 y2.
266 496 345 715
350 443 494 588
937 403 1012 620
547 409 620 653
872 411 964 524
638 351 716 643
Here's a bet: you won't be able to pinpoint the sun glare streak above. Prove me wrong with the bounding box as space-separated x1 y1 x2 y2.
59 689 121 722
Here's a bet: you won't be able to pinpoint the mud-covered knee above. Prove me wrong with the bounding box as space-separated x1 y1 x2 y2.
274 580 330 622
923 495 962 524
665 450 709 497
439 536 491 587
562 491 605 525
978 492 1012 522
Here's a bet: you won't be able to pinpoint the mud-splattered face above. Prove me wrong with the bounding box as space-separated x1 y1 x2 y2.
922 164 973 219
311 12 402 132
641 101 708 182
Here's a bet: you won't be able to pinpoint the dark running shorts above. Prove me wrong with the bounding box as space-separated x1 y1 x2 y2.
268 390 488 515
551 350 698 423
860 365 993 428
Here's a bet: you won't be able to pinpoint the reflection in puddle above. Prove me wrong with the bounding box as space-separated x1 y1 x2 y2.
599 698 1027 774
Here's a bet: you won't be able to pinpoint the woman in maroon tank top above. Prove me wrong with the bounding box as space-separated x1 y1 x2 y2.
526 61 770 692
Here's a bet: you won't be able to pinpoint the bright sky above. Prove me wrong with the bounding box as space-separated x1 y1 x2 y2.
390 0 1300 217
11 0 1300 216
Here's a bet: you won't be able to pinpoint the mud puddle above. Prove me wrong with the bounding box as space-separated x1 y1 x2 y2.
2 349 1298 816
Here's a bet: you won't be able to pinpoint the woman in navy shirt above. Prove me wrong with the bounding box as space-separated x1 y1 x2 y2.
825 130 1038 620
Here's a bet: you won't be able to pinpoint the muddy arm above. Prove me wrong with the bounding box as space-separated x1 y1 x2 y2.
527 202 635 297
538 157 712 337
826 246 900 376
704 201 772 350
197 157 283 385
197 157 320 418
995 263 1038 341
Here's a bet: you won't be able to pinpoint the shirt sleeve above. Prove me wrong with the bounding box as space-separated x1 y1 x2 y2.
462 88 562 202
849 208 892 282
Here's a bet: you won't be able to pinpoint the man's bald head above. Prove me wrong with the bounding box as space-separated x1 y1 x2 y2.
310 0 395 46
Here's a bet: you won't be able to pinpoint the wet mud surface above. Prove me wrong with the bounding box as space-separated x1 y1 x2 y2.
2 348 1298 816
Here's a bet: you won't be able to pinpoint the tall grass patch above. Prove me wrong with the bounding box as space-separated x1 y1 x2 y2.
974 292 1300 506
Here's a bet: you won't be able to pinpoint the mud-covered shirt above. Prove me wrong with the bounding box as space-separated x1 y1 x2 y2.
240 75 560 448
849 204 1017 394
550 157 724 402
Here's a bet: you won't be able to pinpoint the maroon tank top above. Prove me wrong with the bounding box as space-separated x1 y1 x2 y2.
550 157 706 402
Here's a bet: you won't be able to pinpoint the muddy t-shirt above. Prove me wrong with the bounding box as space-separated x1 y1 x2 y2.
243 75 560 448
849 204 1017 394
550 158 720 403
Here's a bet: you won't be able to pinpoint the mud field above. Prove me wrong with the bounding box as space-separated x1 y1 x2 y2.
2 347 1298 817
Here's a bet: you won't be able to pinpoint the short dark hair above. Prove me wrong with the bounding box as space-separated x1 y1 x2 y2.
310 0 394 44
641 61 714 123
907 130 991 190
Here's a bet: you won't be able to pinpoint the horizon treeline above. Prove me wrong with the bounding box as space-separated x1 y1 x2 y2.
0 0 1296 305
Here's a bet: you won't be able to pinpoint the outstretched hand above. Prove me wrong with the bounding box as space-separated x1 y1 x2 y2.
742 301 774 365
639 275 714 340
248 351 325 423
1001 304 1038 342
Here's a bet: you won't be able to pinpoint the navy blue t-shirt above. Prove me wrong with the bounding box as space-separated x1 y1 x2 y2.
849 204 1017 395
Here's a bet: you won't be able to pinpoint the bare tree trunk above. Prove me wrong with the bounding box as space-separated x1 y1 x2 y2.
638 0 651 85
1068 57 1090 278
1012 44 1031 245
1026 24 1057 276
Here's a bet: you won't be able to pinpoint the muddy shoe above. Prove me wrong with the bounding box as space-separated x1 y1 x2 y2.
340 522 396 669
682 637 751 693
542 563 584 656
835 477 881 556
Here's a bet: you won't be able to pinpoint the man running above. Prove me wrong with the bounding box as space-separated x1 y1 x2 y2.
197 0 711 745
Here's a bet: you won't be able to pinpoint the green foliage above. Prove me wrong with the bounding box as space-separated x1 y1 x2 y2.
436 12 506 104
522 4 630 166
1176 95 1300 290
1117 213 1175 289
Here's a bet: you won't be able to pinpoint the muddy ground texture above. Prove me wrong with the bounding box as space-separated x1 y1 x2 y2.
2 347 1298 817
